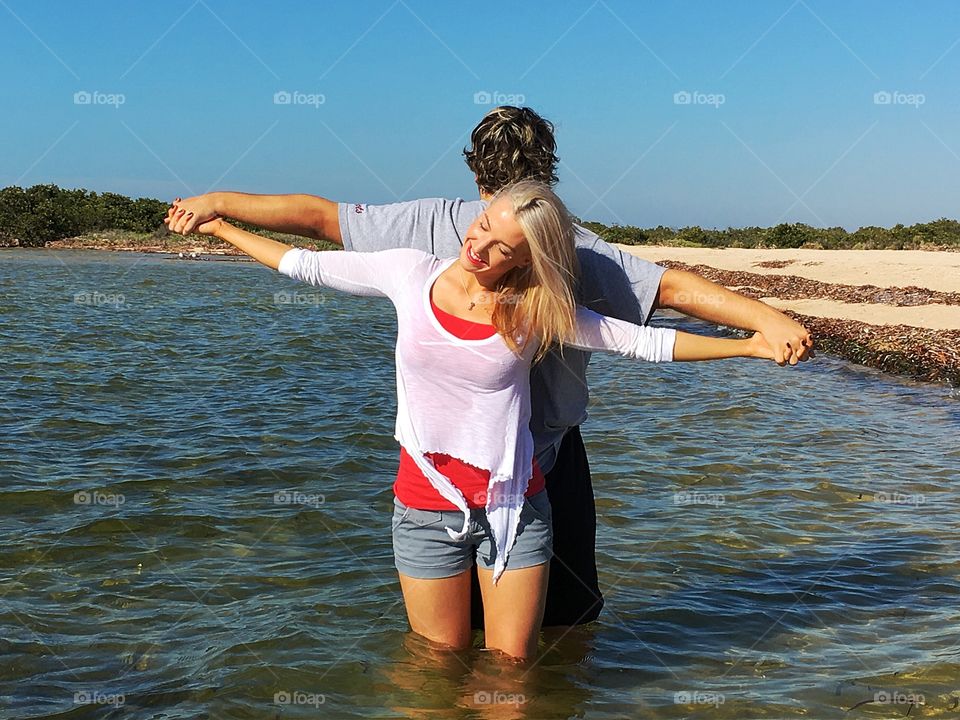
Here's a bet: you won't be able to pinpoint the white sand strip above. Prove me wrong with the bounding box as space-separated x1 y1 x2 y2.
759 297 960 330
619 246 960 294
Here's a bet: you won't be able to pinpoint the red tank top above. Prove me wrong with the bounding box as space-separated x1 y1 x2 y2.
393 295 546 510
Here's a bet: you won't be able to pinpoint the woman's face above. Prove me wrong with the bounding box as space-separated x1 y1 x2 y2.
460 196 531 285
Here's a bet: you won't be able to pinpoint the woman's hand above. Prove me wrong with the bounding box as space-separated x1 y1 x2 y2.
757 315 815 365
165 194 220 235
195 217 224 236
747 331 778 361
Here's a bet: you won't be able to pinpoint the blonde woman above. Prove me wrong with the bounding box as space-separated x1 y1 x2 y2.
168 180 774 660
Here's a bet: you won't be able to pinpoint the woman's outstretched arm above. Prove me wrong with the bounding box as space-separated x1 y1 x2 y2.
672 330 774 362
174 216 428 300
164 216 292 270
568 306 778 363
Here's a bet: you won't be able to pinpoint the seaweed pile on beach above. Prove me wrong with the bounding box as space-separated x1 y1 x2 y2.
656 259 960 385
658 261 960 307
783 313 960 387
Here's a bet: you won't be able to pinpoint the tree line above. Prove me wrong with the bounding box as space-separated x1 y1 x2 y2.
578 218 960 250
0 185 169 246
1 184 958 250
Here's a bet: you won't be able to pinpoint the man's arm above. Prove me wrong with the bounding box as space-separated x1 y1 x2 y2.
167 192 341 244
657 268 814 366
573 229 813 367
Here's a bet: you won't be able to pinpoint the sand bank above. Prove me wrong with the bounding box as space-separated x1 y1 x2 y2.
620 246 960 330
618 245 960 384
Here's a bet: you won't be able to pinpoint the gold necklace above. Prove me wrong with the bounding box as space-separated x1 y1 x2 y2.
457 265 480 310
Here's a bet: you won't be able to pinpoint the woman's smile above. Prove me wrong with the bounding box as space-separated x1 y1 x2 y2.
465 242 487 268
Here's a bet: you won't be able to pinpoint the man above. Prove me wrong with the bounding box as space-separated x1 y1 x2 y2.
167 106 813 629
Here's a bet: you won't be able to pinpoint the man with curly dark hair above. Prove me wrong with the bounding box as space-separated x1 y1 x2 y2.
167 106 812 630
464 106 560 194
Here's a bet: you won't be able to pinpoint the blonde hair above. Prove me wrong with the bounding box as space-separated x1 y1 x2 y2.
488 180 580 362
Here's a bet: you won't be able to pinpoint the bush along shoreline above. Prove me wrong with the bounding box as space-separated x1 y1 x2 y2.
1 184 959 252
3 185 957 386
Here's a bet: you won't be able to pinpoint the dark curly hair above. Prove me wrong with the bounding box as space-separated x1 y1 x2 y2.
464 106 560 195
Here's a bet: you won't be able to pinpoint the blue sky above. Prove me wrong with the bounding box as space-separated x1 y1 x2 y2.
2 0 958 230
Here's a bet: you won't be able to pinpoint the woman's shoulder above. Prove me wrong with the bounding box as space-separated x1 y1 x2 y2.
357 247 445 271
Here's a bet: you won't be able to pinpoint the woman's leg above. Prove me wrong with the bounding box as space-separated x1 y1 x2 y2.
398 569 473 650
476 562 549 660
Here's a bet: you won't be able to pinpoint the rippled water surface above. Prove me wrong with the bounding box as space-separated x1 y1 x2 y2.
2 249 958 719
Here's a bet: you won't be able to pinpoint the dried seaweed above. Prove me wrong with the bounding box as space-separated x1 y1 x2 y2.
782 312 960 386
660 261 960 307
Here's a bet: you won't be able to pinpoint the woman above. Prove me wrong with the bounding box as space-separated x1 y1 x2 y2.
166 180 774 660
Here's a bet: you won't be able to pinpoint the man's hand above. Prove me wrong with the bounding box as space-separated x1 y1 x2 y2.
757 315 815 365
166 194 220 235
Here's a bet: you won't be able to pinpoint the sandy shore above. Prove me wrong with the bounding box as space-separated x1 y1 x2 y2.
618 245 960 385
620 246 960 330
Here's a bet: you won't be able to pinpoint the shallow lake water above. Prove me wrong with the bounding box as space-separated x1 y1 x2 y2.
1 249 957 718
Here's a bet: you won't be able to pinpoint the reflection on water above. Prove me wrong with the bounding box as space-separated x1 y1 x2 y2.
1 250 958 718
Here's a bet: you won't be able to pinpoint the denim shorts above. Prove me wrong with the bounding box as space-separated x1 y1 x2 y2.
391 490 553 579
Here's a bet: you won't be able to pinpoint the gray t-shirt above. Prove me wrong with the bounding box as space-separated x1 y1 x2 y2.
338 197 666 473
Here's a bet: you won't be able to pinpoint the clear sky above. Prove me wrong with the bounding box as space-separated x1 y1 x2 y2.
2 0 958 230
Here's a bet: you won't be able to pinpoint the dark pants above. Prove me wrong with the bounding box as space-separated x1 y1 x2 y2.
471 426 604 628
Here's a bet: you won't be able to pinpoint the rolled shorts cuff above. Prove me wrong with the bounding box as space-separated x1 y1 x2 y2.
391 491 553 580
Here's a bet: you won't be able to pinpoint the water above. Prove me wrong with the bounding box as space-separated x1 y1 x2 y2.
1 249 958 719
